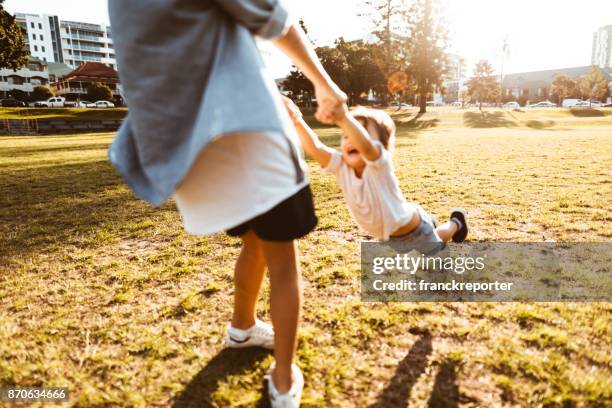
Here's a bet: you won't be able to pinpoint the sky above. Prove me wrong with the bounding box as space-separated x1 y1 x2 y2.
5 0 612 78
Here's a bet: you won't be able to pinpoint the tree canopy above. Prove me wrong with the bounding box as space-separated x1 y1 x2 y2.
579 66 609 105
404 0 449 113
0 0 30 70
550 74 577 104
466 60 500 110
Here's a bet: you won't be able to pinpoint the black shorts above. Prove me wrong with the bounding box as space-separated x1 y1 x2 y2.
226 185 317 241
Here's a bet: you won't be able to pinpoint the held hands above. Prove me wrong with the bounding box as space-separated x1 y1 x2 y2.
314 80 348 125
319 99 349 125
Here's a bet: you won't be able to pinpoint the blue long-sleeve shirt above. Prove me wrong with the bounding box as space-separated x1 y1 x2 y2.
108 0 292 205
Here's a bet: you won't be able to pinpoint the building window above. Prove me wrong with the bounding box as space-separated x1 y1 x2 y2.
32 34 36 40
39 23 42 29
34 45 38 51
40 34 44 41
42 46 46 52
31 22 35 28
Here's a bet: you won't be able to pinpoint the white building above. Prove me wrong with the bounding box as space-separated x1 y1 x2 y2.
591 25 612 69
15 13 116 70
0 57 49 98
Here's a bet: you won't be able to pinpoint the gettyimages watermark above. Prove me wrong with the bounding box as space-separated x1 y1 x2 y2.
361 242 611 302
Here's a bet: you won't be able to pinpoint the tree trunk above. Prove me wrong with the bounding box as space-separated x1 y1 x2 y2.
419 91 427 113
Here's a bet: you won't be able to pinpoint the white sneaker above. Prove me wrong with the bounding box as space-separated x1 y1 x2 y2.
226 319 274 349
266 364 304 408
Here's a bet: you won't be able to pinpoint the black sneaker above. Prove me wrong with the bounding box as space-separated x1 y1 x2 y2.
450 208 468 243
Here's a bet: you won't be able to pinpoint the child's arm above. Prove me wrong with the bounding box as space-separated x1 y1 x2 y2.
326 101 381 161
283 97 334 168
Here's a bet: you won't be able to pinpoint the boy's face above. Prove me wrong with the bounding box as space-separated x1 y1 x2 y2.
341 118 380 170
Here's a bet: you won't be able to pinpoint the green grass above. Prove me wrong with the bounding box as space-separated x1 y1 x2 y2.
0 107 127 121
0 107 611 407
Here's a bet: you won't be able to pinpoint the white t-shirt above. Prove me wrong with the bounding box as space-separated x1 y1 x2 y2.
323 142 416 241
173 130 308 235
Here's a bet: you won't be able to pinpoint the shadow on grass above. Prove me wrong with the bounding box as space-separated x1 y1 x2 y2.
369 332 433 407
525 120 556 130
463 111 517 128
427 360 459 408
173 348 271 408
568 108 605 117
0 159 167 260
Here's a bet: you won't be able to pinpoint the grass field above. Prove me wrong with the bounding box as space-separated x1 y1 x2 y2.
0 107 611 407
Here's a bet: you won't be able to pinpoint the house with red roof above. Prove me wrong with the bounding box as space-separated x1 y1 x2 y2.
52 62 122 103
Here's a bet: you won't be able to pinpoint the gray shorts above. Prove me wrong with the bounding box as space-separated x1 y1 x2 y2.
388 206 445 255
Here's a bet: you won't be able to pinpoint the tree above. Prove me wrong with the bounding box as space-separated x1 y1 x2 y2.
404 0 449 113
334 38 386 105
87 82 113 102
550 74 577 105
360 0 407 103
466 60 500 111
282 39 386 107
31 85 54 101
0 0 30 70
579 66 608 106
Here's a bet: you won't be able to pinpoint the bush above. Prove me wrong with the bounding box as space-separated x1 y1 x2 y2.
31 86 54 102
8 89 29 102
86 82 113 102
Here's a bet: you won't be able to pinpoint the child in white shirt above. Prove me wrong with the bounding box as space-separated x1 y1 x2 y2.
283 97 468 250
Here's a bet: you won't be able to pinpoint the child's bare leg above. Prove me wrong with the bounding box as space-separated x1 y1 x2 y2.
261 239 301 394
231 230 266 329
436 221 459 243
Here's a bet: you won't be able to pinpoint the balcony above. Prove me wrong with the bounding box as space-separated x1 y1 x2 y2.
68 44 106 53
67 34 103 42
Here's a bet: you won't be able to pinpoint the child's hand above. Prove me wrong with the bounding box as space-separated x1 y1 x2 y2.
320 99 349 124
282 96 302 124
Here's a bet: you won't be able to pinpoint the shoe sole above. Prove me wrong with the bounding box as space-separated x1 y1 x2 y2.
226 336 274 349
450 208 468 243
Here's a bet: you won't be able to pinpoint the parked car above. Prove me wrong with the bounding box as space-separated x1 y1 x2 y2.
0 98 27 107
585 100 603 108
528 100 556 108
503 101 520 110
603 102 612 108
33 96 67 108
570 101 590 108
77 101 94 108
87 100 115 108
426 100 443 106
562 98 582 108
389 102 412 108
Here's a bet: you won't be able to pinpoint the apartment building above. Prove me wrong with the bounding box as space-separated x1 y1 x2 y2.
15 13 116 70
0 57 49 98
592 25 612 69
